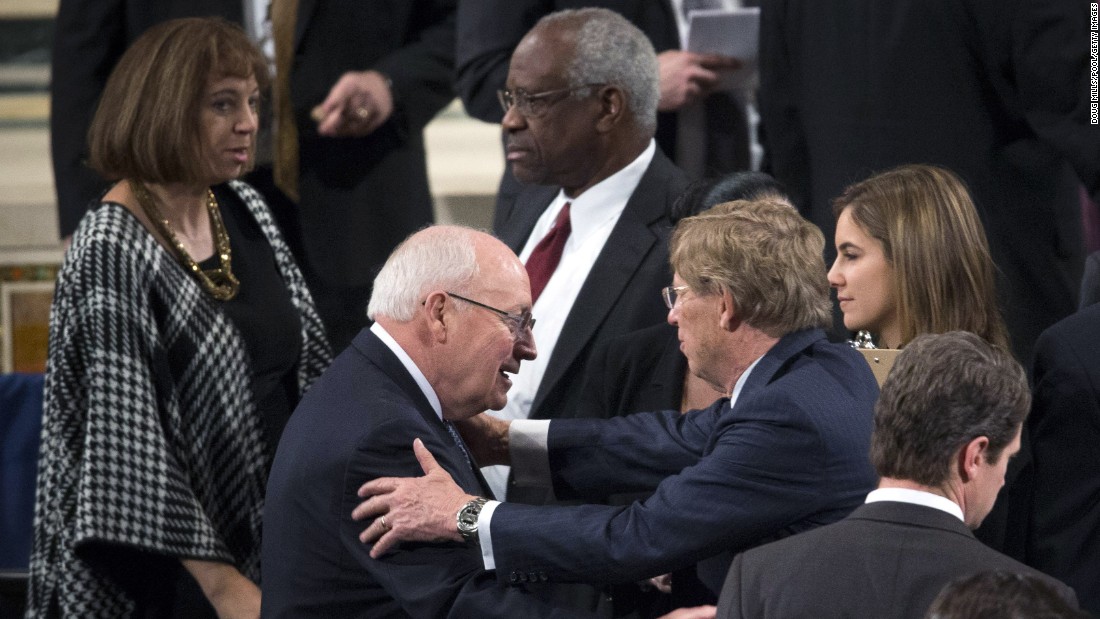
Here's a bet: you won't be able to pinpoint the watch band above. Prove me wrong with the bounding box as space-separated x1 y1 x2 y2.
456 497 489 544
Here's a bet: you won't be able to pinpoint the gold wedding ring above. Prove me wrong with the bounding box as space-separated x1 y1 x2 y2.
355 107 371 120
379 514 389 530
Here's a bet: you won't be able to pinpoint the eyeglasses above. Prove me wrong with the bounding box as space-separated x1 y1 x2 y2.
496 83 605 118
661 285 690 309
448 292 536 340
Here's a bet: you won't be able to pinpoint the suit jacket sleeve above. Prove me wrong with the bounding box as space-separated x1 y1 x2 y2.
340 417 593 618
370 0 458 134
50 0 123 238
490 391 844 585
455 0 550 123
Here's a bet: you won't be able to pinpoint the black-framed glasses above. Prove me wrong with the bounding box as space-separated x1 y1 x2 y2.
661 285 690 309
496 83 605 118
448 292 536 340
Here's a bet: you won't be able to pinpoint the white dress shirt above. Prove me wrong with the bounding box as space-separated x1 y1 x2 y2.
370 322 443 422
480 140 658 499
864 487 965 522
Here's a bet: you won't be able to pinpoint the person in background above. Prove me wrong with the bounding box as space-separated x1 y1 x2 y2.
1019 303 1100 615
27 18 330 618
828 164 1008 350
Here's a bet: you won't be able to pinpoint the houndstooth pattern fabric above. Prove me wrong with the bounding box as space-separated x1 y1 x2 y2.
27 181 331 618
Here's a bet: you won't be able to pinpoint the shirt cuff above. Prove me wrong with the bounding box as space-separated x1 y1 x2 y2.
478 500 501 570
510 419 552 487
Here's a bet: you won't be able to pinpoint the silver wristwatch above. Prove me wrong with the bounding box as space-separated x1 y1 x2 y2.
456 497 489 544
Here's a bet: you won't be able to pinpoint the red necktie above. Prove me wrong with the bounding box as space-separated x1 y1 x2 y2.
525 202 572 303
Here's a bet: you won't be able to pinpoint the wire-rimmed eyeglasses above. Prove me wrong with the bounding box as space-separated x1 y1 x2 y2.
448 292 536 340
496 83 605 117
661 285 690 310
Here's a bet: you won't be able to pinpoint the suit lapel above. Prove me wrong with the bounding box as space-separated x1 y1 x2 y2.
497 185 558 253
733 328 825 406
354 330 494 498
530 151 676 416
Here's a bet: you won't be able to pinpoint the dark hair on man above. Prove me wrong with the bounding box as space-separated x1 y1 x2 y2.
670 171 790 224
870 331 1029 486
88 17 269 184
926 571 1087 619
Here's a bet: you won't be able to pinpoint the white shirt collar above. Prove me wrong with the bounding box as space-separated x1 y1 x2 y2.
728 354 763 407
370 322 443 421
547 139 656 246
865 487 965 522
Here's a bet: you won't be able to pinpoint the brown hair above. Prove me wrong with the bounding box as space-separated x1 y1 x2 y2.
87 17 269 184
871 332 1029 486
832 164 1009 350
671 199 831 337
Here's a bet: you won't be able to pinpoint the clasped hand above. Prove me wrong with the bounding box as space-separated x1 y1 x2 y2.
352 438 477 558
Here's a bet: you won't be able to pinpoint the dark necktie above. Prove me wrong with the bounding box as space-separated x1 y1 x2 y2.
525 202 572 303
445 421 474 471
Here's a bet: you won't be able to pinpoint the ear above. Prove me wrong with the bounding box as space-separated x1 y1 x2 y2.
422 290 450 343
958 436 990 483
718 287 740 331
594 85 627 133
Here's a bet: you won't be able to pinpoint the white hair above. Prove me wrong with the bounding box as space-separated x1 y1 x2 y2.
367 226 481 321
538 8 659 134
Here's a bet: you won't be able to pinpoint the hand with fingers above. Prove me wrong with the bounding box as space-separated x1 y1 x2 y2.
312 70 394 137
352 438 479 558
656 50 742 111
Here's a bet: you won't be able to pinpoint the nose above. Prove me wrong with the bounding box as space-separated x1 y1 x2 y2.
237 104 259 133
826 257 842 288
514 332 537 361
666 305 679 327
501 104 526 132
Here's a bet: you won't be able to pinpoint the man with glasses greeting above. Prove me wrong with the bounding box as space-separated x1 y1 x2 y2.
487 8 689 511
353 200 880 609
262 226 604 617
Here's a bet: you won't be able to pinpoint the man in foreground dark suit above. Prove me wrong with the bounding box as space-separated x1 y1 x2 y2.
483 8 689 504
261 226 599 617
715 331 1078 619
353 199 880 606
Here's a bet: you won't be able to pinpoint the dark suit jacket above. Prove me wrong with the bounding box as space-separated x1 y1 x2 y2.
49 0 244 238
717 501 1078 619
760 0 1100 363
487 329 879 598
1021 303 1100 615
1081 251 1100 309
261 329 597 618
288 0 455 288
494 148 687 503
575 323 685 420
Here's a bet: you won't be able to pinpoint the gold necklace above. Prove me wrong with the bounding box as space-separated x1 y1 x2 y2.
132 180 240 301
